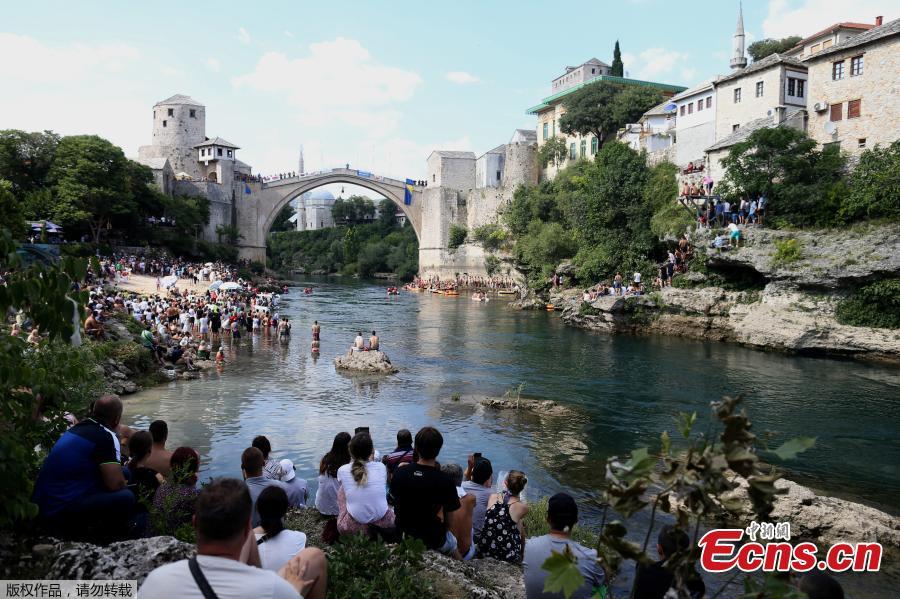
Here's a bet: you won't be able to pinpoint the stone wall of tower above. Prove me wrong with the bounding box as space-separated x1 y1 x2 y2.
503 142 538 187
139 102 206 179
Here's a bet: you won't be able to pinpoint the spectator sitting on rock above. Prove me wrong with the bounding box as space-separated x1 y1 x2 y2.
242 447 294 526
315 432 351 517
382 428 414 480
126 430 164 504
153 446 201 535
633 524 706 598
336 432 394 535
523 493 604 599
32 394 143 542
254 486 308 573
390 426 461 558
461 456 494 540
253 435 280 479
277 458 308 507
139 478 327 599
477 470 530 563
441 463 477 560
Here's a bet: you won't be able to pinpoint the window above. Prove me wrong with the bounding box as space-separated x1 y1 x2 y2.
162 120 167 127
496 170 501 182
810 43 821 54
755 81 764 97
688 102 693 114
850 55 864 76
189 109 196 118
796 79 805 98
858 138 867 149
848 99 861 119
569 143 576 160
697 99 703 111
832 61 844 80
830 103 842 121
591 68 595 74
580 140 586 157
822 39 833 49
167 108 174 116
787 77 805 97
706 96 712 109
227 150 233 157
217 148 223 156
732 124 740 132
680 105 685 116
734 88 742 103
432 174 435 182
543 122 549 140
591 137 598 154
200 148 205 156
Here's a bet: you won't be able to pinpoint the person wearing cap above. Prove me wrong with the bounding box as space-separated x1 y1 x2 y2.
523 493 604 599
461 456 494 539
277 458 308 507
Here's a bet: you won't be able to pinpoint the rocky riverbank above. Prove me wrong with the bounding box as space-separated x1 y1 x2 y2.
546 225 900 363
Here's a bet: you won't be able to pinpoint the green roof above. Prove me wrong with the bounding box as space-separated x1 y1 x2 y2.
526 75 687 114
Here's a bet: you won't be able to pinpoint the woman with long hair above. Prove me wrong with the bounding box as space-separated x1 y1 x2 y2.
336 432 394 535
254 486 307 571
315 431 351 516
476 470 530 562
152 446 201 534
127 430 164 503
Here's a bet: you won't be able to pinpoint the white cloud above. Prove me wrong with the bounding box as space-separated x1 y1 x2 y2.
204 57 221 72
0 33 140 84
762 0 891 38
621 48 697 84
237 27 251 45
232 38 422 140
445 71 479 85
284 30 294 38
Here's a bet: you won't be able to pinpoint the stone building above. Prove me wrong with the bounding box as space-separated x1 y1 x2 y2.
618 101 675 163
670 80 716 168
528 60 685 180
803 17 900 157
785 19 878 59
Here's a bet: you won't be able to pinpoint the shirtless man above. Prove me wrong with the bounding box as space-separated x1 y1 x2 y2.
353 332 365 351
369 331 379 351
144 420 173 478
84 311 104 340
311 321 321 342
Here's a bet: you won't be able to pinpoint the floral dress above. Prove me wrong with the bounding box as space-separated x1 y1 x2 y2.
476 493 523 562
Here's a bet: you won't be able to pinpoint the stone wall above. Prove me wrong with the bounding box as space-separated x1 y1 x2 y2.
674 119 715 167
715 66 792 136
427 154 475 190
806 36 900 156
172 180 235 243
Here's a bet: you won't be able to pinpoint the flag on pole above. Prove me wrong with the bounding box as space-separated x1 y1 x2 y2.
244 184 251 194
404 179 415 205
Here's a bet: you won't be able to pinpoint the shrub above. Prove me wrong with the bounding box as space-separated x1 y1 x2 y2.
326 534 433 598
771 238 803 266
484 254 500 276
471 223 507 251
447 224 467 249
835 279 900 329
842 141 900 223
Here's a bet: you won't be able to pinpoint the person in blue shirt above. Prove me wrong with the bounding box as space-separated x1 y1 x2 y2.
33 394 143 542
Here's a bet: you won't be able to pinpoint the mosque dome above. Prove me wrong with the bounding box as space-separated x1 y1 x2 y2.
308 189 335 202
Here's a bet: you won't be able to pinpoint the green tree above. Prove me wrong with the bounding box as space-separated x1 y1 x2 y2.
537 137 569 169
448 224 467 249
49 135 133 244
843 141 900 222
0 129 60 194
560 82 663 145
0 179 26 239
747 36 802 62
270 203 296 232
611 40 624 77
376 199 398 230
721 127 845 227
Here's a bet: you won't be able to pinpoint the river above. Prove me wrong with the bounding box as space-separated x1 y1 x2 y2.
124 278 899 593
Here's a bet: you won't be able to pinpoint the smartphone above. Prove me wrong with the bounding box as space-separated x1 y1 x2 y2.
474 452 482 460
355 426 370 434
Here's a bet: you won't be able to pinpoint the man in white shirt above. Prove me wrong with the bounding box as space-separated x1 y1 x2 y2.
139 478 326 599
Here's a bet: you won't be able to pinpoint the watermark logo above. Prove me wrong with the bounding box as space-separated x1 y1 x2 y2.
698 523 882 574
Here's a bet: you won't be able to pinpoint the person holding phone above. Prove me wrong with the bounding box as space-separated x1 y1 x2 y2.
461 456 493 541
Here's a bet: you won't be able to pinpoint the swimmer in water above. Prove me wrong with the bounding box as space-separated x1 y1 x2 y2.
312 320 320 341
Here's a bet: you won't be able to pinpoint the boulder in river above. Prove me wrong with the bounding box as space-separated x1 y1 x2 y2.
334 350 398 374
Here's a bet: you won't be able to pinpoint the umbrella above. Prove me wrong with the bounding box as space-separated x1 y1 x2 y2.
174 172 192 180
208 280 223 291
220 282 242 291
161 275 178 288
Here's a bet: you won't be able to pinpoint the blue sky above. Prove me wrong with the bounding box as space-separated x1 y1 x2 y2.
1 0 893 180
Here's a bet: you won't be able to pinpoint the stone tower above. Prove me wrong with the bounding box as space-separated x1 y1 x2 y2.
730 2 748 70
139 94 206 179
298 146 305 176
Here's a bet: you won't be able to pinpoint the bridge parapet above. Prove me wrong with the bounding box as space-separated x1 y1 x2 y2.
261 168 424 191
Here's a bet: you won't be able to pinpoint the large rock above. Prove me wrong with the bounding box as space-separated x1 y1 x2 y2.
47 536 194 584
334 350 398 374
423 552 525 598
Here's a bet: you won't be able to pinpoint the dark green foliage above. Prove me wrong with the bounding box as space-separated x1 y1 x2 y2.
835 279 900 329
771 238 803 266
747 36 802 62
537 137 568 168
326 534 433 598
267 221 418 280
447 224 467 249
560 82 664 145
0 179 26 238
471 223 506 251
331 195 376 225
611 40 624 77
0 129 60 194
721 127 846 228
843 141 900 222
484 254 500 276
269 204 295 233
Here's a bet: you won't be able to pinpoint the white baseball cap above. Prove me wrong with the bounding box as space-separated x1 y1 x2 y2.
278 458 296 482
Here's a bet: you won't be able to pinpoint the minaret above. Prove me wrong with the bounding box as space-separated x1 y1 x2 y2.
298 146 305 176
730 2 748 70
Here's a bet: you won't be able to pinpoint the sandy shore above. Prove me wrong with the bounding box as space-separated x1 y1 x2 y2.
111 273 209 296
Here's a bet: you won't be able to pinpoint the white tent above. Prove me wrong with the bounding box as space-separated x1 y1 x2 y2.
220 282 242 291
161 275 178 288
208 280 223 291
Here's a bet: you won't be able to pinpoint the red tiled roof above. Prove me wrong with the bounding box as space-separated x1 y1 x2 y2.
792 22 875 50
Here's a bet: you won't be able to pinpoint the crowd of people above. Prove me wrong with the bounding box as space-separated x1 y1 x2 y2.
697 195 766 230
405 274 519 293
31 405 848 599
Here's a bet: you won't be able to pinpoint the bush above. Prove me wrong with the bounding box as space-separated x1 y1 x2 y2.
842 141 900 223
447 224 467 249
835 279 900 329
326 534 433 598
771 238 803 266
484 254 500 276
471 223 507 251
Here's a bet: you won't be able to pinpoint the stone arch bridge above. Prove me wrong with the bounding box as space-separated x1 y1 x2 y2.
234 168 423 262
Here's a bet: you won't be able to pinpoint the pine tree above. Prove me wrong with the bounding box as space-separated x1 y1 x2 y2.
611 40 624 77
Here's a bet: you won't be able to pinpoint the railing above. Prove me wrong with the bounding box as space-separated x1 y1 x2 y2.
260 167 419 190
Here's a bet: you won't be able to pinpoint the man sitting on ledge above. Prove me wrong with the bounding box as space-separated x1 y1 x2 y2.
32 394 143 542
140 478 327 599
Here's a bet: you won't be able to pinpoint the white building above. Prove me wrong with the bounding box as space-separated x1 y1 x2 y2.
475 145 506 189
551 58 612 94
786 19 877 59
618 101 675 159
670 80 716 168
301 189 336 231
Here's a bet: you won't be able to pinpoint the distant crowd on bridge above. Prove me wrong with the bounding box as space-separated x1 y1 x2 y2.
233 169 431 188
